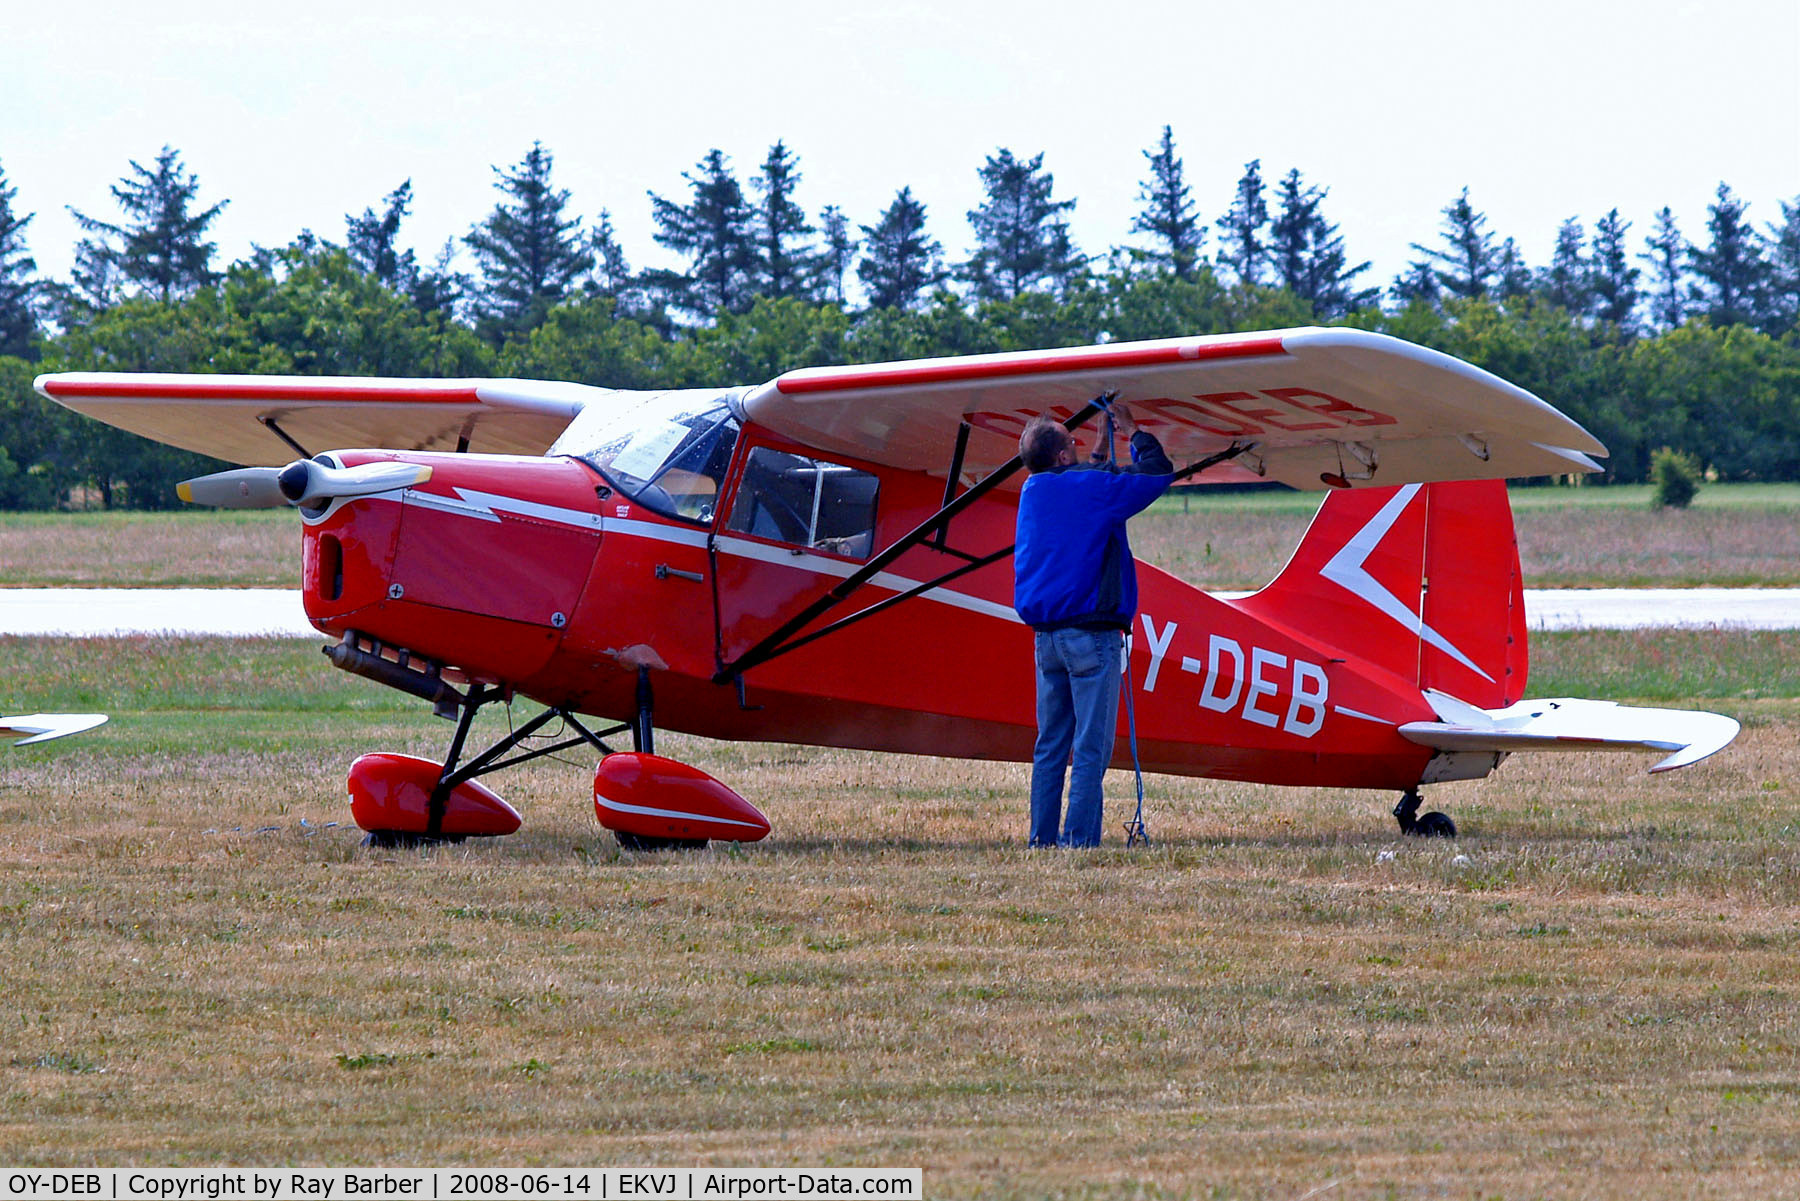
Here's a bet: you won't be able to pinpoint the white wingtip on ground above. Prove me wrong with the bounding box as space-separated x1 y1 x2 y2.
1 713 110 747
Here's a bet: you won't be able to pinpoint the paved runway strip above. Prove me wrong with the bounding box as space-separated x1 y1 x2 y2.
2 587 1797 636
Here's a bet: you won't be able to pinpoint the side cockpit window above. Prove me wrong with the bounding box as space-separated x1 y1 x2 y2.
726 446 879 559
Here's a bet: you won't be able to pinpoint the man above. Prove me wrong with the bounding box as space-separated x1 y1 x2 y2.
1013 405 1174 847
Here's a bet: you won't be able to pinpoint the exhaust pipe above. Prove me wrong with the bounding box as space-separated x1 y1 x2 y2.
324 632 464 719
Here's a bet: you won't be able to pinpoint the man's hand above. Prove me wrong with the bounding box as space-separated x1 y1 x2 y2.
1112 404 1137 439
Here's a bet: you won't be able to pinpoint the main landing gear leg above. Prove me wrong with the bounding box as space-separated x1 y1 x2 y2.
614 667 708 853
360 685 628 849
363 684 502 849
1393 789 1457 838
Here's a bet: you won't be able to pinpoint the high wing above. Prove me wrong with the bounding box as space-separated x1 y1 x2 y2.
32 374 617 465
745 326 1606 489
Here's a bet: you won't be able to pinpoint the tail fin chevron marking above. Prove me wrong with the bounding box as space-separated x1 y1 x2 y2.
1317 484 1494 683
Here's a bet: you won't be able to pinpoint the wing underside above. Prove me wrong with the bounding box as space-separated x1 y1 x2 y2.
33 374 617 465
744 326 1606 490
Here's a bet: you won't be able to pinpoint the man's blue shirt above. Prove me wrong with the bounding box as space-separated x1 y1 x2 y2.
1013 431 1174 631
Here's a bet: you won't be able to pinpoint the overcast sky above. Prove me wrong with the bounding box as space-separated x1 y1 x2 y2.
8 0 1798 301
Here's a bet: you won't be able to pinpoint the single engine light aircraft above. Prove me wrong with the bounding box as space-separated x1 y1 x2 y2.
35 328 1738 847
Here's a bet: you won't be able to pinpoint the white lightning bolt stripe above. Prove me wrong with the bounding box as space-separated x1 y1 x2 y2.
594 791 766 830
402 488 604 529
1318 484 1494 683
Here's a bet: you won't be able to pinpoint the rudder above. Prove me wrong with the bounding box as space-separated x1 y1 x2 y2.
1232 481 1528 708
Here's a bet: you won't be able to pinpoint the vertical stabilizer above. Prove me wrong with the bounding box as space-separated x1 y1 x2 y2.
1233 481 1528 708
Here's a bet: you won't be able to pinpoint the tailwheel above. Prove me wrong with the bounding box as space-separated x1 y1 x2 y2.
1393 789 1457 838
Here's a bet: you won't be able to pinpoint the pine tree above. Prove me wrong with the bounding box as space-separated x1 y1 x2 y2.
69 146 228 304
0 160 39 357
346 180 418 289
960 149 1084 302
751 141 817 300
1688 182 1767 327
1494 238 1533 301
1640 206 1686 330
1764 196 1800 335
1390 261 1441 306
1129 125 1202 278
1408 188 1496 299
1541 217 1591 314
1216 160 1268 285
815 205 857 306
584 208 638 312
1267 168 1373 318
857 187 945 310
463 143 592 337
648 149 757 319
1588 208 1639 329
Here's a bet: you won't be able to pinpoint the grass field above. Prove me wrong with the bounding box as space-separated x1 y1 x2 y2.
5 482 1800 589
2 632 1799 1195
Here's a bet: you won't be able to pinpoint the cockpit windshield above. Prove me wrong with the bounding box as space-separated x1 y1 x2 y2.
550 389 742 524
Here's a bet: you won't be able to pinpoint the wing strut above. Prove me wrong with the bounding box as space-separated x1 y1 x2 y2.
711 400 1106 684
710 405 1252 684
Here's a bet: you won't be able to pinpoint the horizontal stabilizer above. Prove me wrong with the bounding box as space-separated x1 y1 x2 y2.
1 713 109 747
1400 691 1739 773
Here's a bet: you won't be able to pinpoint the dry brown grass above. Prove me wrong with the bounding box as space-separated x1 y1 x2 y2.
2 635 1799 1195
0 512 297 588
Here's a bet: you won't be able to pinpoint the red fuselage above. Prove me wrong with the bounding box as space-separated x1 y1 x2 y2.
300 431 1462 794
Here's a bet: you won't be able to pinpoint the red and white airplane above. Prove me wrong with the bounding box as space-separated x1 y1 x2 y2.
35 327 1738 847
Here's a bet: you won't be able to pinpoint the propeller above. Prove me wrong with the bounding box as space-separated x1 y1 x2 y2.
176 467 288 508
178 461 433 509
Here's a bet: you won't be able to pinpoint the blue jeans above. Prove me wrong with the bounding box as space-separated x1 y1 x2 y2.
1030 627 1122 847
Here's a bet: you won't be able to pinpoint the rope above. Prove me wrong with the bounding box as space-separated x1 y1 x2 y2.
1121 633 1150 847
1093 392 1150 847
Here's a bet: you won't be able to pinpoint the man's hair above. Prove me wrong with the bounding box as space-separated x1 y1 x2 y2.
1020 418 1072 473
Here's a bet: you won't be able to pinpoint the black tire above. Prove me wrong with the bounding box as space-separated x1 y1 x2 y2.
362 829 468 849
1409 811 1457 838
615 831 708 852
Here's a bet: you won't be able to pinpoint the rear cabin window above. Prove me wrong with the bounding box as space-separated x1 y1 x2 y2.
726 447 880 559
